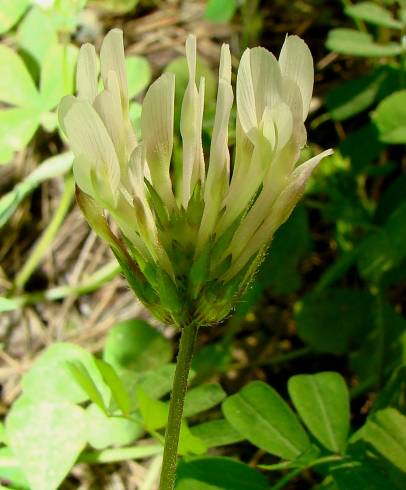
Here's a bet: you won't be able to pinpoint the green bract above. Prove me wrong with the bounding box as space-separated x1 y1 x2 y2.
58 29 331 327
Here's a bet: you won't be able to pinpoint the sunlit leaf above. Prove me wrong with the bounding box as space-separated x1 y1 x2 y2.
126 56 151 99
0 0 29 34
21 343 106 404
326 29 401 57
6 396 86 490
103 319 172 372
373 90 406 144
85 403 142 450
0 45 39 107
345 2 403 29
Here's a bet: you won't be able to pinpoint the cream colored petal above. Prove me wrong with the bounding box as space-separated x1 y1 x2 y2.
236 48 257 135
180 35 205 208
249 47 283 117
223 148 332 280
93 73 125 162
191 76 206 188
58 95 76 136
217 126 272 235
237 47 283 139
64 99 120 204
72 155 94 197
107 68 137 154
279 35 313 120
233 149 333 281
100 28 128 107
264 102 293 151
128 145 147 201
76 43 98 102
197 75 233 251
219 43 231 83
141 72 175 208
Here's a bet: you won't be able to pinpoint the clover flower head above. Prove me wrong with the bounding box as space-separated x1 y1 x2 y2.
59 29 332 327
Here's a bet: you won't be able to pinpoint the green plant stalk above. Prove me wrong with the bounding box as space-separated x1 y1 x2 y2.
265 455 343 490
14 174 75 290
3 261 120 312
159 322 199 490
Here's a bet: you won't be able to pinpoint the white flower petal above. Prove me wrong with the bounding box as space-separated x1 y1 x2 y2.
219 43 231 83
77 43 98 103
180 35 205 208
249 47 283 117
64 99 120 204
58 95 76 136
279 35 313 120
197 62 234 251
100 28 128 108
236 48 257 135
224 148 332 280
141 72 176 208
72 155 94 197
93 73 125 162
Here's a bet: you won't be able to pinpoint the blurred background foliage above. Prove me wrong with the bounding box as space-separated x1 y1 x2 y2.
0 0 405 489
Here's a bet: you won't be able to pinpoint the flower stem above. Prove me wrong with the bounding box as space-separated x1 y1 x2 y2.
159 322 199 490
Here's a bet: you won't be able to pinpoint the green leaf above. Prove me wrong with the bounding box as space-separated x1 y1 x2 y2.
295 289 373 354
85 403 142 450
0 107 40 163
192 342 231 383
373 90 406 144
375 174 406 224
326 29 401 57
6 396 86 490
136 388 168 431
126 56 151 99
361 408 406 472
17 7 58 67
129 101 142 138
205 0 238 23
0 0 29 34
190 419 244 448
357 202 406 282
222 381 311 460
0 447 29 489
0 45 39 107
331 458 394 490
350 301 406 383
66 360 109 415
178 423 207 456
21 342 106 404
135 388 206 455
371 366 406 414
288 372 350 454
40 43 78 111
95 359 131 416
176 456 269 490
103 319 172 372
183 384 226 418
345 2 404 29
91 0 139 14
136 363 178 397
339 124 384 173
260 205 311 295
326 66 399 121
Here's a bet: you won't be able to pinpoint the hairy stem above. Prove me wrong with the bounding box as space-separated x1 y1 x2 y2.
159 322 199 490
